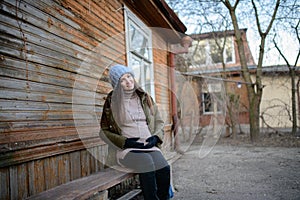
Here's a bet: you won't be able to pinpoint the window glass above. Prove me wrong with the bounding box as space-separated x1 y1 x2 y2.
203 92 213 112
225 37 233 63
192 40 206 65
209 39 223 64
129 24 149 59
190 36 235 67
125 7 154 97
202 83 222 114
144 63 151 92
131 56 142 84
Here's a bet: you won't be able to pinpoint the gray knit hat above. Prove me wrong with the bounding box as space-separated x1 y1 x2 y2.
109 64 134 88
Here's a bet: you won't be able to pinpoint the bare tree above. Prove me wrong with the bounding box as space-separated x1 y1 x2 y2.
167 0 289 142
221 0 280 142
273 19 300 134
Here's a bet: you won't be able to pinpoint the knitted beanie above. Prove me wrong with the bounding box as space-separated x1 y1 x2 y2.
109 64 134 88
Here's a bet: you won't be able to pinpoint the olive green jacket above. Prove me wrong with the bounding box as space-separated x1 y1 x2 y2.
99 87 164 166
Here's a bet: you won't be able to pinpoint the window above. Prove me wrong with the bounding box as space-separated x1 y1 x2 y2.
124 7 154 97
202 83 222 114
191 36 235 66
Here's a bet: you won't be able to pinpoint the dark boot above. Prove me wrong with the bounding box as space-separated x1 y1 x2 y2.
139 171 159 200
156 165 171 200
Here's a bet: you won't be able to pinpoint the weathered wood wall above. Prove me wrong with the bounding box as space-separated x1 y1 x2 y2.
0 0 126 199
0 146 108 199
152 31 173 148
152 31 171 124
0 0 175 199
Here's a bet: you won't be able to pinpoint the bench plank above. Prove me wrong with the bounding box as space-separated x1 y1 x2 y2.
26 168 135 200
116 189 142 200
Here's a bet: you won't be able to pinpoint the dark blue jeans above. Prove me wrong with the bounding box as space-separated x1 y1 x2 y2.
119 151 171 200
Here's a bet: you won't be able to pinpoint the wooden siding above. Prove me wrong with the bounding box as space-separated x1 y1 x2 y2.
0 0 181 199
152 32 171 125
152 32 173 150
0 0 125 198
0 146 107 199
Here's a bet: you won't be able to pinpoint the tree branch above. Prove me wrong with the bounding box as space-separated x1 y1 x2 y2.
251 0 281 36
265 0 281 35
294 19 300 65
233 0 240 10
273 19 300 68
251 0 262 35
273 34 291 68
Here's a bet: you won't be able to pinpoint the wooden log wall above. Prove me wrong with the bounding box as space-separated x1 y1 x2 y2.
152 31 171 125
152 31 173 150
0 0 127 199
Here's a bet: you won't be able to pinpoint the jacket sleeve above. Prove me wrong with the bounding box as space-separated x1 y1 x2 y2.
100 96 127 149
150 97 165 145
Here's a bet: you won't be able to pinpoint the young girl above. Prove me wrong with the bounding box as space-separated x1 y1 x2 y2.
100 64 171 200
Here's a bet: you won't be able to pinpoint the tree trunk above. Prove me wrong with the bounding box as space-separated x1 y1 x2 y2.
290 68 297 134
232 125 237 140
297 78 300 133
224 0 279 142
249 90 261 142
226 5 262 142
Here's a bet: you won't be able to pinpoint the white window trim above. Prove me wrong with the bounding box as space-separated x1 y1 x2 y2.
202 83 222 115
124 6 155 98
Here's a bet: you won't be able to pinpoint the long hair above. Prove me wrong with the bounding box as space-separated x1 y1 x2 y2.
111 81 127 127
110 80 154 127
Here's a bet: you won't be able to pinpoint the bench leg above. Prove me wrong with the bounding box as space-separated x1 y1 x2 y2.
89 190 108 200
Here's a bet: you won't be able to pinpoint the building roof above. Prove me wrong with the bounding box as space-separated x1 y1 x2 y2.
124 0 187 42
260 65 300 74
183 65 300 77
153 0 187 33
189 29 248 40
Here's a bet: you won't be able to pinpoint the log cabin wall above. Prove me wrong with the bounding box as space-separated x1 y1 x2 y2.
0 0 184 199
0 0 126 199
152 31 172 134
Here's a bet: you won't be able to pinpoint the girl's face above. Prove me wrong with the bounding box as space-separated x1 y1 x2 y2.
120 73 135 90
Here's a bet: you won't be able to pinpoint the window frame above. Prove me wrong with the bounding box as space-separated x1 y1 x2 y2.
201 83 223 115
124 6 155 98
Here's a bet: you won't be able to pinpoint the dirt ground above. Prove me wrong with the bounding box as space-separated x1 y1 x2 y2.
171 132 300 200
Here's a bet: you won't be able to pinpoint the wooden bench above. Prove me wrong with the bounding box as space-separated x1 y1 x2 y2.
26 167 141 200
